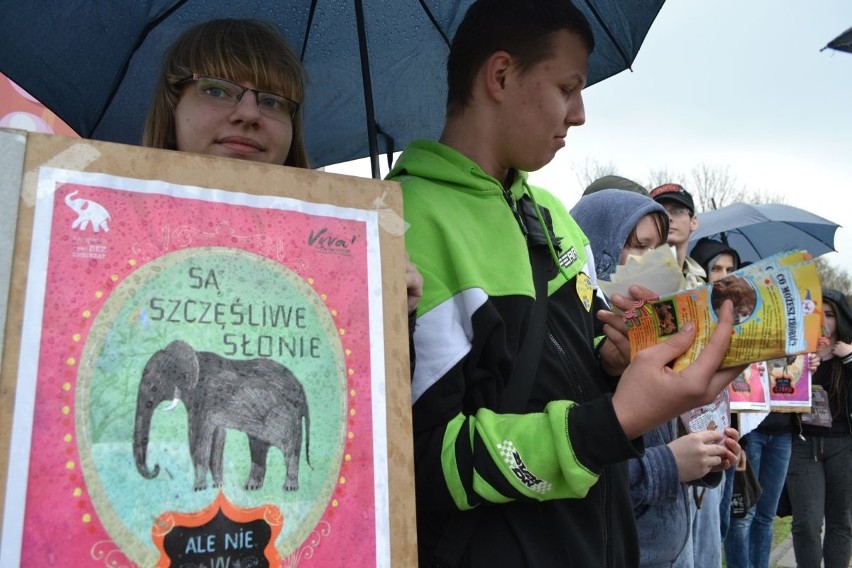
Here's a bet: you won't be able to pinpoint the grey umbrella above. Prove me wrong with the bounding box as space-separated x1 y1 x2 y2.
688 202 840 264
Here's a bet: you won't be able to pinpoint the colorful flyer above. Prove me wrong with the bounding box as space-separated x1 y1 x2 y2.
1 167 390 567
767 354 812 412
680 388 730 438
728 362 771 412
626 254 823 371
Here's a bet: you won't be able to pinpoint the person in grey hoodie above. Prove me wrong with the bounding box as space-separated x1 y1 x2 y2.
571 188 741 567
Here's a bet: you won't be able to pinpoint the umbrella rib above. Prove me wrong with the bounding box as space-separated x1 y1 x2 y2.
576 0 631 69
417 0 451 47
354 0 380 178
91 0 190 136
300 0 320 61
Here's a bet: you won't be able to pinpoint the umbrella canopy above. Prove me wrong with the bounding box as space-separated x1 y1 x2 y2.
688 202 840 264
822 26 852 54
0 0 664 172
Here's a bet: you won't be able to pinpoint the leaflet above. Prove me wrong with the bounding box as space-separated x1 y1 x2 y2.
625 251 822 371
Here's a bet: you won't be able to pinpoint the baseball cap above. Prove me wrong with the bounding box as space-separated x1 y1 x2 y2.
650 183 695 215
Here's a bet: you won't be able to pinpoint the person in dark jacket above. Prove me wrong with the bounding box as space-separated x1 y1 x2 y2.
388 2 743 564
786 289 852 568
572 189 741 567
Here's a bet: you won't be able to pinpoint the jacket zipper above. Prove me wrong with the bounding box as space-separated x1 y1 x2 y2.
546 329 585 401
548 327 612 563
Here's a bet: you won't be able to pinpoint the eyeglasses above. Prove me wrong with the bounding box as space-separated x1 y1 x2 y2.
665 207 692 218
177 74 299 122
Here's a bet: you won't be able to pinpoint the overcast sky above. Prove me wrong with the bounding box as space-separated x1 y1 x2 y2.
530 0 852 272
329 0 852 274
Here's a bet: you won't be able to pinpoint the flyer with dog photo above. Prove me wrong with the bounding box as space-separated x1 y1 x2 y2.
625 251 822 371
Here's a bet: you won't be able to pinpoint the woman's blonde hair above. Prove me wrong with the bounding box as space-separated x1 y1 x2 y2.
142 19 309 168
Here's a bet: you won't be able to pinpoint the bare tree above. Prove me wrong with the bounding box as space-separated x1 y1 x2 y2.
688 164 745 211
647 167 677 190
816 258 852 294
645 163 787 212
574 158 619 190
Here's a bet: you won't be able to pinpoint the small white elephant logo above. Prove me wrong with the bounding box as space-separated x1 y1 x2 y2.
65 190 110 233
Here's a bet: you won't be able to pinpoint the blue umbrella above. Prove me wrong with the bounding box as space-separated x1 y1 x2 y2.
688 202 840 264
0 0 664 175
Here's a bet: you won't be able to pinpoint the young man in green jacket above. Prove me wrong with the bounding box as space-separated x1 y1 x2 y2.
388 1 742 565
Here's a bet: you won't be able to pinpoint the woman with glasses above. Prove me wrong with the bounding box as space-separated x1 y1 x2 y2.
142 18 424 340
143 18 309 168
143 18 422 315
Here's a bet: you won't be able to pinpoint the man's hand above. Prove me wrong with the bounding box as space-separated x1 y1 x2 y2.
610 285 745 440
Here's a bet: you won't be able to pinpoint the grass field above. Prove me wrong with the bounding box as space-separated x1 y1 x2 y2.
773 516 793 548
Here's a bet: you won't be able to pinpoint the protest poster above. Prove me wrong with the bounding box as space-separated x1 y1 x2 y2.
0 130 415 567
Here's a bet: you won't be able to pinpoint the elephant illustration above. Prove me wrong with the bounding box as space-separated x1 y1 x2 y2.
133 340 311 492
65 190 110 232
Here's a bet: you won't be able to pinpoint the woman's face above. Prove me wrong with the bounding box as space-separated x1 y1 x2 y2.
824 302 837 340
620 214 664 265
174 77 293 164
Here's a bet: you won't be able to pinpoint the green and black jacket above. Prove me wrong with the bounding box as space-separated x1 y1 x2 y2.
389 140 643 567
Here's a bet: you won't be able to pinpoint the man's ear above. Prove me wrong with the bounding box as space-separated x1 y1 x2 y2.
690 214 699 234
483 51 514 101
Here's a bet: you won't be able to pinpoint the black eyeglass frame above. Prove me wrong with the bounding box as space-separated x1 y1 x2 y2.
176 73 300 121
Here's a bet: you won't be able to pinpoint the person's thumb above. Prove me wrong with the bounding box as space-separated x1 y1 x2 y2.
636 321 696 366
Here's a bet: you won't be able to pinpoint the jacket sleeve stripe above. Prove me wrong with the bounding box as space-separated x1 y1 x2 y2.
441 403 601 511
411 288 488 403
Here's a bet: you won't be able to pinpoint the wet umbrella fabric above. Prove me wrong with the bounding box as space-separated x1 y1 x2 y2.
822 26 852 55
0 0 664 172
688 202 840 264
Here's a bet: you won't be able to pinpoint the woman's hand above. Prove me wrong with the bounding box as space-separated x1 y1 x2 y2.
833 340 852 359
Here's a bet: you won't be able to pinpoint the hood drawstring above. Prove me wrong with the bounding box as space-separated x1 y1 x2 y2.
527 185 572 285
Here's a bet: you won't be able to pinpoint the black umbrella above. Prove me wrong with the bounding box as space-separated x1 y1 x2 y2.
0 0 664 175
822 26 852 55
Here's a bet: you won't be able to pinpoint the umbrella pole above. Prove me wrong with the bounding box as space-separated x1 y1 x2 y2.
354 0 381 179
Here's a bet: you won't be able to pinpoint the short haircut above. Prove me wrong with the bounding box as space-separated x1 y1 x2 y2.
143 19 309 168
446 0 594 115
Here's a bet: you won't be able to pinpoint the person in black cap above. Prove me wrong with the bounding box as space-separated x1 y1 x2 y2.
650 183 705 288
